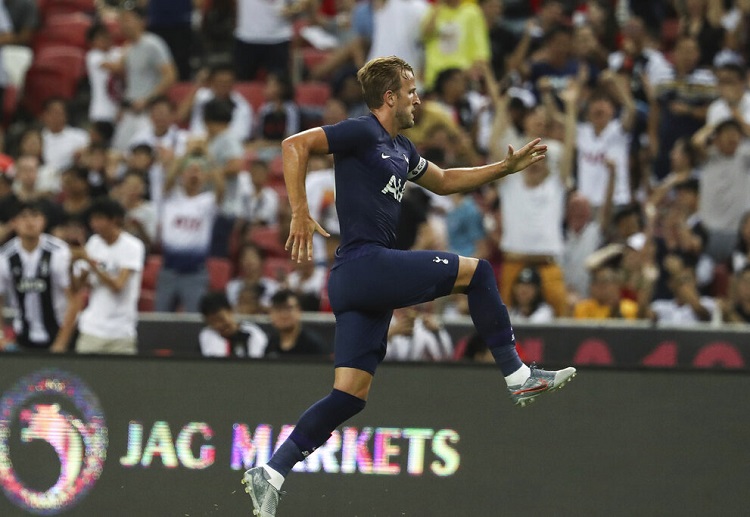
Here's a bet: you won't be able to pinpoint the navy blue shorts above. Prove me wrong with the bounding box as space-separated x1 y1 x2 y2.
327 247 460 375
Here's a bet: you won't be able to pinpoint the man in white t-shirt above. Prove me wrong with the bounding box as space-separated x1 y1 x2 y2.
129 96 189 157
156 153 225 312
71 198 145 354
85 23 123 124
41 98 90 176
181 63 253 142
198 291 268 358
234 0 294 80
367 0 430 81
496 83 577 316
575 74 636 208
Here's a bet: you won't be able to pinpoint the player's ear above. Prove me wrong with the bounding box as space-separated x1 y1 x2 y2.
385 90 395 107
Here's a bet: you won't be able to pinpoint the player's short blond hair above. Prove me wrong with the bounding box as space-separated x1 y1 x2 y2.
357 56 414 109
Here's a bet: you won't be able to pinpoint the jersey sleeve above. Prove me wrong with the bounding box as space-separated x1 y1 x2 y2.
322 117 376 154
404 138 428 181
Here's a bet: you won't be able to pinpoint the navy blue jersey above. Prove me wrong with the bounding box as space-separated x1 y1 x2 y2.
322 114 428 256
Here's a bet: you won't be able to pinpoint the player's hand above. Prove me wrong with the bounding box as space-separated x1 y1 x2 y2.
502 138 547 175
286 213 330 263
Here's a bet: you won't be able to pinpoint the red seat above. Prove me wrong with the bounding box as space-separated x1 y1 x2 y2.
141 255 163 291
33 13 93 52
248 225 287 258
235 81 266 111
207 257 233 291
22 47 86 116
300 48 330 73
40 0 96 18
295 81 331 107
711 263 731 298
268 154 284 181
167 82 196 127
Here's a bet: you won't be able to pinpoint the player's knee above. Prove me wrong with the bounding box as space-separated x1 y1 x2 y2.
469 259 494 288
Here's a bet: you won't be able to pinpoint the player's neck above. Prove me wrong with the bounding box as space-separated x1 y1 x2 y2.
371 110 399 139
20 235 40 253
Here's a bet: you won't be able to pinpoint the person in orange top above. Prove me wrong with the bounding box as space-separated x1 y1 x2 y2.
574 264 639 319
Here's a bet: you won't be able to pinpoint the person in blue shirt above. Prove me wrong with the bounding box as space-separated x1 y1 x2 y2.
241 56 577 516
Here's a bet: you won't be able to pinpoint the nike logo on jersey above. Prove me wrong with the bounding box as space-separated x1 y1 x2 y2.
381 153 391 159
433 256 449 264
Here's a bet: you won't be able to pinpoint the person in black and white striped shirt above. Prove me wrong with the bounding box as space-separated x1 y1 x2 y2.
0 201 78 352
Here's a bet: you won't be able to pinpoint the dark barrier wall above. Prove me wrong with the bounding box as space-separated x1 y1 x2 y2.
137 315 750 371
0 356 747 516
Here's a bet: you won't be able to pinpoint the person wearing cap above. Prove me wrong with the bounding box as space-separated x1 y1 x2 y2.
110 0 177 151
155 149 225 313
508 267 554 322
0 201 78 352
70 198 145 354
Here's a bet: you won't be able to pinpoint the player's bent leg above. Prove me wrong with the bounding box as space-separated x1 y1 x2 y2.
243 369 370 516
458 256 577 406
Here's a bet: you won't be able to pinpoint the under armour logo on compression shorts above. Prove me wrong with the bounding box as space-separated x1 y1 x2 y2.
433 256 448 264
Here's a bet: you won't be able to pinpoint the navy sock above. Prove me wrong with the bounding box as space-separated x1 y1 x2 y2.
466 259 523 376
267 389 366 477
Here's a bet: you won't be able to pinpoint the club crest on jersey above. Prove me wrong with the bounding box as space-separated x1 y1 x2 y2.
381 174 405 202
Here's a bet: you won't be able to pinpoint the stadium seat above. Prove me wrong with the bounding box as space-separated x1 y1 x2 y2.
166 82 195 127
138 255 162 313
235 81 266 111
40 0 96 19
207 257 233 291
32 13 93 53
22 47 86 116
300 48 330 74
268 154 284 181
295 81 331 107
262 256 294 280
248 225 287 258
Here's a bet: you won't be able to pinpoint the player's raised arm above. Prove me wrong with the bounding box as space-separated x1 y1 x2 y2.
415 138 547 195
282 128 332 263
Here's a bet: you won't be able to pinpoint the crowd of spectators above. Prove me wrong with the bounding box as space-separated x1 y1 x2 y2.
1 0 750 360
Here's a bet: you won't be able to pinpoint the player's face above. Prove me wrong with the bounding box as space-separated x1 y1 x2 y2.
14 210 45 239
206 309 237 338
394 72 420 130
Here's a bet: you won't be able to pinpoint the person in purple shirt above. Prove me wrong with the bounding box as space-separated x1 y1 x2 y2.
241 56 577 516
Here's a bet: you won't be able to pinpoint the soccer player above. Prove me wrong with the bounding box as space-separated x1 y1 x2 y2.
242 56 577 516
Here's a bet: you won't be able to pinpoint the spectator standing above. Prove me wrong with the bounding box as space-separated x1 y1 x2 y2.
264 289 328 357
198 291 268 357
147 0 193 81
86 23 123 125
113 171 157 252
706 62 750 130
239 158 280 228
649 36 717 180
692 118 750 262
421 0 490 90
252 73 301 150
40 99 90 185
0 201 77 352
366 0 429 82
70 198 145 354
181 64 253 142
575 72 636 208
112 2 177 151
3 0 39 46
156 152 225 312
204 98 246 258
233 0 296 80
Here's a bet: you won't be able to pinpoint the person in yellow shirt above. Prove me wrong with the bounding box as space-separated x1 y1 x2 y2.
574 265 639 319
421 0 490 90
